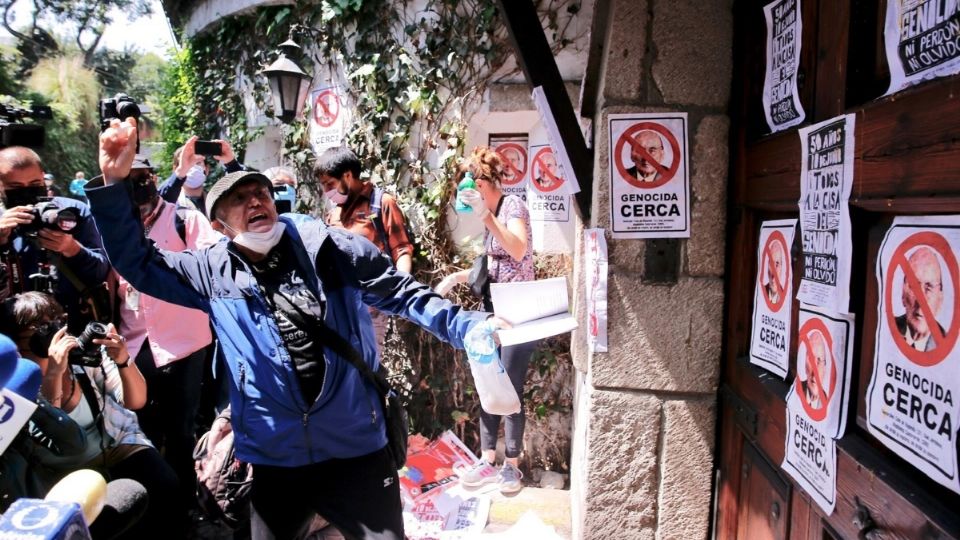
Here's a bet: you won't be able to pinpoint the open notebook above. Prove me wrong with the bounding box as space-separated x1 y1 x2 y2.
490 276 578 346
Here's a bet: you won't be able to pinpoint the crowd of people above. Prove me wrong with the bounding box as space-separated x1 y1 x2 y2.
0 116 539 539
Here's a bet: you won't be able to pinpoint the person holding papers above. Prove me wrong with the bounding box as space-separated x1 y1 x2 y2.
436 146 537 494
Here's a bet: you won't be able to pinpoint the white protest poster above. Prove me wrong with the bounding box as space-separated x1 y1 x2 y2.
782 410 838 515
609 113 690 239
885 1 960 95
490 136 530 203
762 0 806 132
797 114 855 312
866 216 960 494
749 219 798 378
527 144 572 223
585 228 609 353
789 304 855 439
309 86 346 153
782 304 854 516
531 86 581 195
0 388 38 455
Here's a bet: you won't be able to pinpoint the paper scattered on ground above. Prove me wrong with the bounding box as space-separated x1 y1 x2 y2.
480 511 564 540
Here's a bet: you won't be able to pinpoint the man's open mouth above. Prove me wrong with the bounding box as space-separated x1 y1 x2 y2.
248 213 267 224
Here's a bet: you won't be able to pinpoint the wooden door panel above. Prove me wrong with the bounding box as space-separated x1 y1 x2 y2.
735 442 791 540
718 1 960 538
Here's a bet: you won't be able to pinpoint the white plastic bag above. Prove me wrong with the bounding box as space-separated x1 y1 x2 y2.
464 320 521 415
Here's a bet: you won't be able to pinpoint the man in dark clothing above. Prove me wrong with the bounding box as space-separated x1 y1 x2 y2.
0 147 110 331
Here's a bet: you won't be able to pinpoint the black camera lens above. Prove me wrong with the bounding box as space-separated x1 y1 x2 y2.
116 100 141 120
76 321 108 351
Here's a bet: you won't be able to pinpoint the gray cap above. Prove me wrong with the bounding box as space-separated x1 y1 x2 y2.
205 170 271 220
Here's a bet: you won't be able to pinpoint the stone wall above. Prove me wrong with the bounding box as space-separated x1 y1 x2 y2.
571 1 732 538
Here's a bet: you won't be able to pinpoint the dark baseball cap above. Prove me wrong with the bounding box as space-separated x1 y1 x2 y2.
205 170 272 220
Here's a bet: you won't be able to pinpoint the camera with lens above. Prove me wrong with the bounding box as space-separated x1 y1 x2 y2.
20 198 81 238
25 320 106 367
0 104 53 149
99 93 141 128
68 321 109 367
99 93 141 152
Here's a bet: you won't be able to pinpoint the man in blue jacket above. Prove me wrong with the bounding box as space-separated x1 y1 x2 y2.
92 118 505 539
0 146 110 331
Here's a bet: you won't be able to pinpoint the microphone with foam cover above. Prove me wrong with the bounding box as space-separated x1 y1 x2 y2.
0 469 106 539
7 357 42 401
87 478 148 540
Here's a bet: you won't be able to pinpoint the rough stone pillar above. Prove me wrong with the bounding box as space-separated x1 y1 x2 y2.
570 1 732 539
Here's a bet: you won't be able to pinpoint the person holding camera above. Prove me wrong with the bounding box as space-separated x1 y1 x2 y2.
91 117 509 540
0 147 110 329
3 291 184 539
158 136 245 214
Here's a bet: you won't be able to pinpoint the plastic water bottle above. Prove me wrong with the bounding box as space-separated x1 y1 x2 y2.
463 320 521 416
454 172 477 213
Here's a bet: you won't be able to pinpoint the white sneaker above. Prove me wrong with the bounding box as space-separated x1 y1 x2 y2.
497 462 523 494
459 459 498 487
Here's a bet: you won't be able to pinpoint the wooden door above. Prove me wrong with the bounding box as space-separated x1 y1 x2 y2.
716 1 960 538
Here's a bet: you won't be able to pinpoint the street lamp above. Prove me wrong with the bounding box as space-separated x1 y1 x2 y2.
262 39 311 124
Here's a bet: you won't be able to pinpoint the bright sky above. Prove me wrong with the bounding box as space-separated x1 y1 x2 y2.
1 0 177 58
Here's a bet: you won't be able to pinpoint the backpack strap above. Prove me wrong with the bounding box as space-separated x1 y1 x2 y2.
369 187 392 265
174 205 191 245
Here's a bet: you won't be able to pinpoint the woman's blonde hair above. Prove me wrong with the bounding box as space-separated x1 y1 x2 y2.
459 146 505 187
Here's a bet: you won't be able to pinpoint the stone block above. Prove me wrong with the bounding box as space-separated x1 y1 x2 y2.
652 1 733 107
598 0 648 102
686 115 729 277
570 225 590 373
657 399 717 540
582 389 660 540
592 276 722 393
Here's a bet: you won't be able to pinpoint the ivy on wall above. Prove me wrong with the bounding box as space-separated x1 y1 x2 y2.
161 0 580 472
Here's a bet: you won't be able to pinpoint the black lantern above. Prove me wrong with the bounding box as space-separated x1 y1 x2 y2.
262 39 311 124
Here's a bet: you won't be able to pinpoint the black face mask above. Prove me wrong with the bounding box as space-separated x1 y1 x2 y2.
4 186 48 208
28 321 60 358
132 180 158 206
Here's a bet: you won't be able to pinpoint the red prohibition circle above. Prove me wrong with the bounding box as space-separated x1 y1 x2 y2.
883 231 960 367
313 89 340 128
495 143 528 186
530 147 564 193
795 317 837 422
614 121 681 189
760 230 790 313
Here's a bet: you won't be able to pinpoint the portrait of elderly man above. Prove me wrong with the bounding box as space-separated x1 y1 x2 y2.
801 330 828 411
895 246 947 352
763 240 787 305
626 130 666 183
533 152 563 191
499 146 525 184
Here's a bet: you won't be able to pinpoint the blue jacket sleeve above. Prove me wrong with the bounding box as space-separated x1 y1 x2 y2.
158 172 184 204
338 232 488 350
55 199 110 286
84 181 213 312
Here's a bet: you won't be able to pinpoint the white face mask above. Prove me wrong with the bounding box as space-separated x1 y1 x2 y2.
184 165 206 189
220 220 285 255
324 189 347 205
